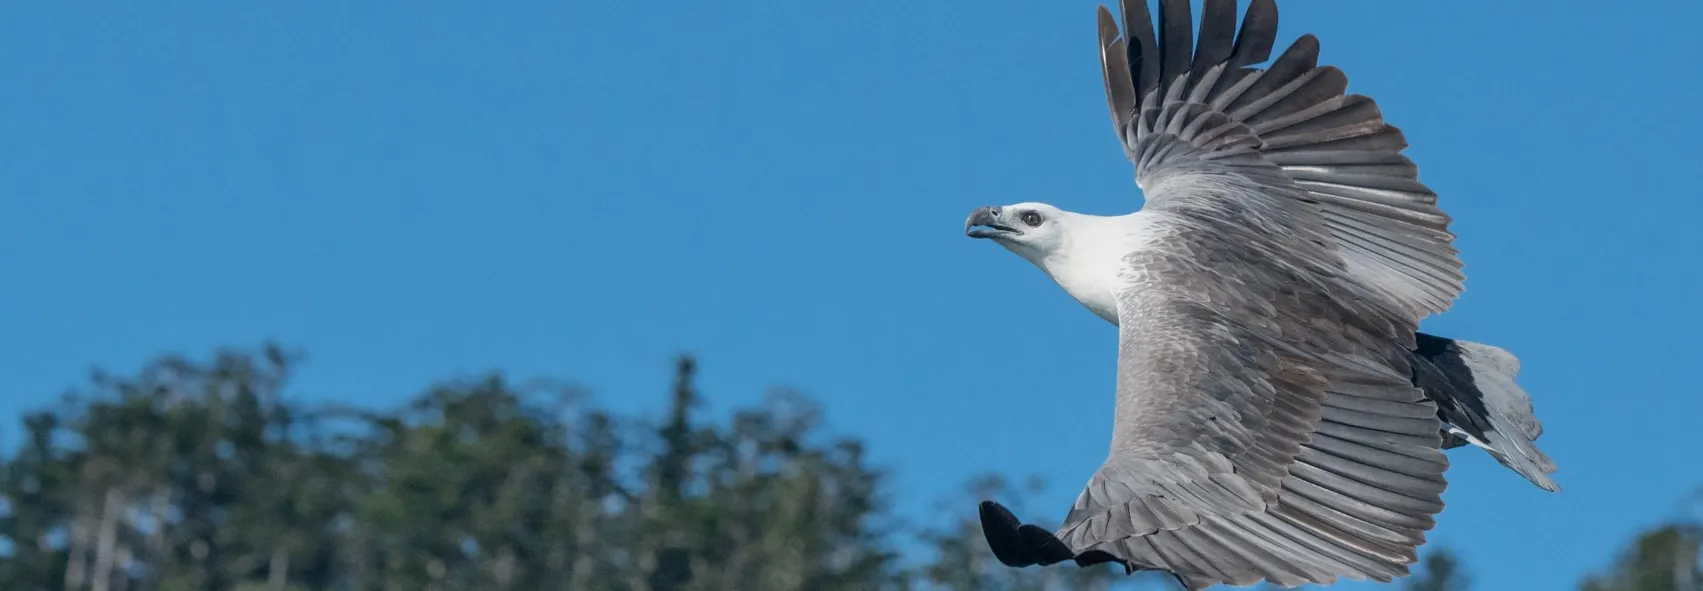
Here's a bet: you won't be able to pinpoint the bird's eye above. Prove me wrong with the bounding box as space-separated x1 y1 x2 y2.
1020 211 1044 227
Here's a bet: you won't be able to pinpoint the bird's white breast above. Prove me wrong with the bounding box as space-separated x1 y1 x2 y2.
1038 213 1162 326
1046 257 1122 324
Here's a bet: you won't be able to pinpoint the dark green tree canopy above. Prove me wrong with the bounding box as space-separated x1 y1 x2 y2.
0 344 1685 591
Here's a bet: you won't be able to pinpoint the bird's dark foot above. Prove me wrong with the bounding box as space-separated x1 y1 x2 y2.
977 500 1136 574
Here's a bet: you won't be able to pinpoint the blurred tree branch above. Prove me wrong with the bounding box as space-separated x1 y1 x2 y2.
0 343 1645 591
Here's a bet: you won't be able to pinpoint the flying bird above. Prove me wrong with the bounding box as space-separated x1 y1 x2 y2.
962 0 1558 588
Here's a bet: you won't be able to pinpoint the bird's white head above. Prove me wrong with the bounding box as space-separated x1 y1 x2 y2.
964 202 1139 323
962 202 1075 266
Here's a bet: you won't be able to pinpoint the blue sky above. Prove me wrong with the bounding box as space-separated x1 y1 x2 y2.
3 1 1701 588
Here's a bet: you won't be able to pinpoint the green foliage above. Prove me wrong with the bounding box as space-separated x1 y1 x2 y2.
1404 549 1470 591
0 343 1685 591
0 345 1141 591
1580 523 1702 591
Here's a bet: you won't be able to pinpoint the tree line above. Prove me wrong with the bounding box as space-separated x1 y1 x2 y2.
0 343 1693 590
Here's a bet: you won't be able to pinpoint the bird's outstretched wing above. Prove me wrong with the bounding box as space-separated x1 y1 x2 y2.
982 1 1466 588
1104 0 1463 321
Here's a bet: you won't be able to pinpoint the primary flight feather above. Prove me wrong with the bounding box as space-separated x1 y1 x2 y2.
962 1 1558 589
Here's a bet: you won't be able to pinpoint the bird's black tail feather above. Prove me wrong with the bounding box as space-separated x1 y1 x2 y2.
1412 332 1560 492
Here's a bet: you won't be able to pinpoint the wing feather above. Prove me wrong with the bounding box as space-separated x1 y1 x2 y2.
1104 0 1464 320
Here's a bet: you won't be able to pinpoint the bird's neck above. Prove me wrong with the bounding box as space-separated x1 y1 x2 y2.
1036 213 1151 325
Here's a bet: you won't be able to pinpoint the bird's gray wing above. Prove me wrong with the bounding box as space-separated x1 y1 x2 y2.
1058 211 1448 590
1101 0 1464 321
1030 2 1465 589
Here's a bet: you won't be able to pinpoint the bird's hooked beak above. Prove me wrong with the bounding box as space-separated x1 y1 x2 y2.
965 206 1019 240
